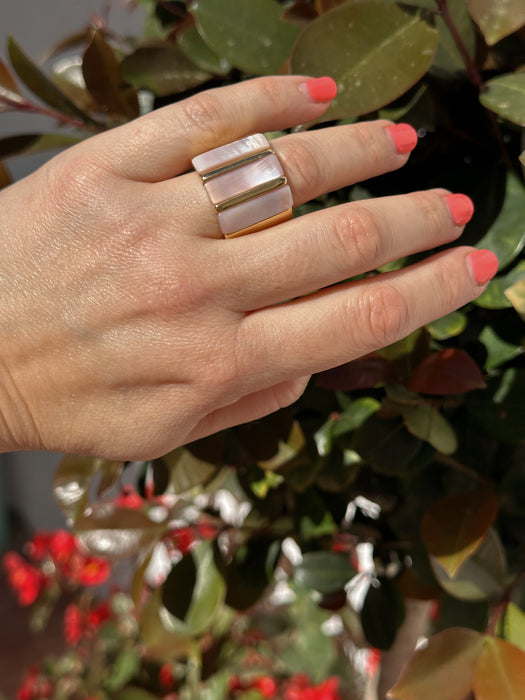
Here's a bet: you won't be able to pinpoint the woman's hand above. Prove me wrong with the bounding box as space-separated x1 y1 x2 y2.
0 75 496 459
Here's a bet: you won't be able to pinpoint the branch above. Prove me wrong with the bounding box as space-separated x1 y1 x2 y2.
434 0 483 91
0 94 101 133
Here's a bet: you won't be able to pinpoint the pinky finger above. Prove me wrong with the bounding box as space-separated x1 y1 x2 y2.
186 375 311 443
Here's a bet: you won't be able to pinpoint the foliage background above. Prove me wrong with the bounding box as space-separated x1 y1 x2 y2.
1 1 525 699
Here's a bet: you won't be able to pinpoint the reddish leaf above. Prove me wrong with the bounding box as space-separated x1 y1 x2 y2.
408 349 486 395
283 1 319 24
387 627 484 699
0 162 11 190
316 353 397 391
473 637 525 699
420 487 499 577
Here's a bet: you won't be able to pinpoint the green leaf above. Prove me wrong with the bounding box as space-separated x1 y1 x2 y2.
121 44 212 97
426 310 467 340
401 403 457 455
431 0 476 77
177 25 231 76
387 627 485 700
475 261 525 309
479 73 525 126
290 1 438 119
473 636 525 699
7 37 97 126
82 30 139 119
314 397 380 456
479 326 523 370
104 649 140 691
192 0 301 75
501 603 525 652
361 577 405 650
112 689 160 700
431 528 508 602
0 133 81 160
53 455 123 523
468 369 525 444
159 447 220 494
476 172 525 267
258 420 306 471
436 594 489 634
421 487 500 577
294 551 357 594
75 505 165 559
162 543 225 636
0 56 24 108
465 0 525 45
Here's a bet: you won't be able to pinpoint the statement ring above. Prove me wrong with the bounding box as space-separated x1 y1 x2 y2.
192 134 293 238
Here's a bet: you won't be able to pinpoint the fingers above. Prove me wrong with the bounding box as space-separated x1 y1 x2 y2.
222 189 464 310
236 247 491 386
149 119 415 239
93 76 338 181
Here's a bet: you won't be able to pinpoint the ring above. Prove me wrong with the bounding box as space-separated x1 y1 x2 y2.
192 134 293 238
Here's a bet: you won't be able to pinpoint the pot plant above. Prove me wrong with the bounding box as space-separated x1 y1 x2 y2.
1 1 525 698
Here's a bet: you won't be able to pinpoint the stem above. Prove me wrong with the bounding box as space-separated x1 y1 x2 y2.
434 453 485 483
0 94 101 133
434 0 483 91
486 571 525 636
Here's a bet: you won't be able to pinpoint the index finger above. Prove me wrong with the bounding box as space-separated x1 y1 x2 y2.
92 76 338 181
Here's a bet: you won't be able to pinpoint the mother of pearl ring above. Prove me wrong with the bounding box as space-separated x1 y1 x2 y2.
192 133 293 238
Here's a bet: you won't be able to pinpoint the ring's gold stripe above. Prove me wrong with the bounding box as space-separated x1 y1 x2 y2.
224 208 292 238
215 176 288 213
201 148 274 183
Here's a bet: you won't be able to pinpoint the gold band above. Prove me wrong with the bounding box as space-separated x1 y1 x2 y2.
201 147 275 183
215 176 288 213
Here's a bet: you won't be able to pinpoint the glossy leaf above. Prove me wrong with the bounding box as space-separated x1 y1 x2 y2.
426 310 467 340
387 627 485 699
53 455 123 523
401 403 457 455
122 44 212 97
290 1 438 119
504 278 525 320
361 577 405 650
479 73 525 126
431 528 507 602
177 25 231 76
105 649 140 691
314 397 380 456
159 447 219 494
475 261 525 309
183 543 226 635
82 31 139 119
258 420 306 471
316 354 397 391
161 552 197 623
7 36 96 126
192 0 301 75
476 172 525 268
294 551 357 594
465 0 525 45
473 637 525 699
0 133 80 160
314 0 347 12
479 326 523 370
408 349 486 395
467 368 525 444
421 487 500 577
75 505 165 559
0 55 23 108
53 55 99 113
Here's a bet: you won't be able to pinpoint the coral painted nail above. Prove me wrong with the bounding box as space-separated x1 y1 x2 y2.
445 193 475 226
387 123 418 154
468 249 499 285
302 76 338 103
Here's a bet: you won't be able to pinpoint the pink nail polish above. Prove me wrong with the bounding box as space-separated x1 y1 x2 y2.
387 123 418 154
445 193 475 226
468 249 499 285
301 76 337 103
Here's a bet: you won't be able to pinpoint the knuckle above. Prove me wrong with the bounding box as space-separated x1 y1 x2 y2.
356 283 410 349
177 92 225 144
431 255 462 310
256 77 289 116
351 122 385 168
45 151 103 212
283 139 325 200
412 190 447 238
330 206 383 272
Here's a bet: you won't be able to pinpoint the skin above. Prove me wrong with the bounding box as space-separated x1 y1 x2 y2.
0 76 487 460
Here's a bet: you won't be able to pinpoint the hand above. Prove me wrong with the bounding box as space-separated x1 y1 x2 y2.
0 75 496 459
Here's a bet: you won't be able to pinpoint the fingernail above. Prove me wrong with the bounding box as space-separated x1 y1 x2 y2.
468 249 499 285
386 123 418 154
445 193 474 225
301 76 338 103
